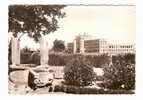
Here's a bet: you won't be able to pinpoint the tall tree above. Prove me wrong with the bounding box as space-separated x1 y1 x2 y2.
9 5 66 42
53 39 65 52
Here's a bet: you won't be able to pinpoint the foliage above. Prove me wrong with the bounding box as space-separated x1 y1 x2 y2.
102 54 135 90
20 51 40 65
20 47 40 65
85 54 111 68
20 52 32 64
20 47 31 64
64 56 94 87
54 85 134 94
65 48 73 54
52 39 65 52
28 53 110 67
48 53 66 66
21 46 32 54
124 53 135 64
30 52 40 65
20 52 111 68
8 41 12 65
9 5 66 42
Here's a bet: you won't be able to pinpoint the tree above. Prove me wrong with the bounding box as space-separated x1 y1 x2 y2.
21 46 31 54
9 5 66 42
64 56 94 87
65 48 73 54
102 54 135 90
124 53 135 64
20 47 32 64
53 39 65 52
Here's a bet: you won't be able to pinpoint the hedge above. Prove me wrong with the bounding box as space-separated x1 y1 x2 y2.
48 53 110 67
21 53 111 67
20 53 32 64
20 53 135 67
53 85 134 94
20 52 40 65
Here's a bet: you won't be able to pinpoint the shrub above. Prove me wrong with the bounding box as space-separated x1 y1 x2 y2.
124 53 135 64
30 52 40 65
85 54 110 68
20 52 111 68
54 85 63 92
102 54 135 90
20 53 32 64
20 51 40 65
53 85 134 94
64 55 94 87
48 53 66 66
48 53 81 66
48 53 110 67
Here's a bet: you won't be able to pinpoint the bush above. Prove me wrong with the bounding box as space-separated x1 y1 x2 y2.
53 85 134 94
102 54 135 90
112 53 135 65
20 52 111 68
20 53 32 64
30 52 40 65
64 55 94 87
85 54 110 68
124 53 135 64
48 53 66 66
48 53 110 67
54 85 63 92
20 51 40 65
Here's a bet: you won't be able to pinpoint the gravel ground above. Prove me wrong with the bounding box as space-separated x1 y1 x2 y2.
9 80 65 94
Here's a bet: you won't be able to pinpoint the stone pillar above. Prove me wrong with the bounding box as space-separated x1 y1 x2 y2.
11 37 20 65
40 36 49 66
109 55 113 67
73 39 76 54
80 38 84 53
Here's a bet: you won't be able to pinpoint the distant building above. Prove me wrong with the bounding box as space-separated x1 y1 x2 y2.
67 34 135 55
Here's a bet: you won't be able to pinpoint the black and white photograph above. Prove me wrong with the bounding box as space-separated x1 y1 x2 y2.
8 5 135 94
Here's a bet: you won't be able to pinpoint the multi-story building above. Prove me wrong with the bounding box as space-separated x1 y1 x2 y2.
67 34 135 55
108 44 135 55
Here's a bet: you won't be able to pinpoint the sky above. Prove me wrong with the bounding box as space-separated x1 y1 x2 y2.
20 5 135 49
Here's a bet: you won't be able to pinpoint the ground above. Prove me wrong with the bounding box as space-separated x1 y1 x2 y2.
9 80 65 94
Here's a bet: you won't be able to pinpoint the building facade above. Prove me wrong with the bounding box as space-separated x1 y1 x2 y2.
67 34 135 55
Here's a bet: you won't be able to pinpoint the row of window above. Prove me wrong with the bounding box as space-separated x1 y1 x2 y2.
71 44 133 49
109 45 133 48
109 50 134 52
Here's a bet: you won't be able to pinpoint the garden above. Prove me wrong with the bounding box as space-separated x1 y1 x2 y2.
18 51 135 94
